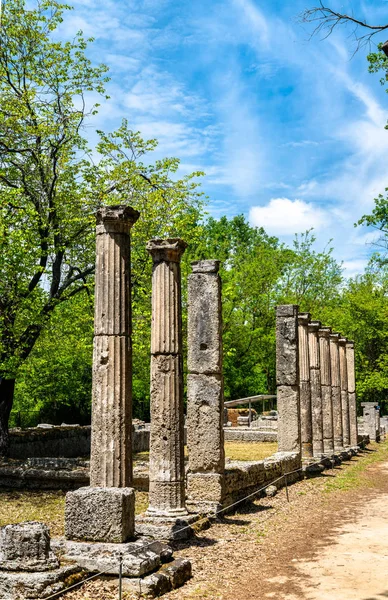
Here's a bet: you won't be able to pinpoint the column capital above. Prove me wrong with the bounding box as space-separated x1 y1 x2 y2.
191 259 220 274
298 312 311 325
96 205 140 234
308 320 321 333
346 340 355 348
147 238 187 263
330 332 341 341
338 337 348 346
318 327 331 338
276 304 298 317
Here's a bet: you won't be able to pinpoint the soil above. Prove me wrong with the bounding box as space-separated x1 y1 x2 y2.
64 442 388 600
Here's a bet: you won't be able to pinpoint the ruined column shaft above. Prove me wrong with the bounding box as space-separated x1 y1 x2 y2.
339 339 350 446
329 334 343 451
298 314 313 458
346 341 358 446
147 239 187 516
319 329 334 454
90 206 139 488
308 322 324 456
187 260 225 512
276 305 301 454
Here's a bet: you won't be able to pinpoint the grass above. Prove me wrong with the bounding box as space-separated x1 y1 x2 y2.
0 442 278 533
322 439 388 493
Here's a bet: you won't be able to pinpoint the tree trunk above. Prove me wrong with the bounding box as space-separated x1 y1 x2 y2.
0 378 15 456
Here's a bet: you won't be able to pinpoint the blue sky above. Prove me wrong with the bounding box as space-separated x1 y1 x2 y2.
59 0 388 277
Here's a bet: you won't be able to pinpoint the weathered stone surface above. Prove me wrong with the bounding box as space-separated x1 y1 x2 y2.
122 561 191 599
0 522 59 572
162 558 192 589
187 263 222 374
0 564 82 600
53 539 161 577
135 514 197 541
346 341 358 446
277 385 301 453
90 205 139 489
329 333 343 450
223 428 277 442
276 305 299 386
339 338 350 446
146 239 188 521
298 313 313 458
319 328 334 454
186 472 224 503
187 374 224 472
65 487 135 543
308 322 324 457
265 484 278 497
361 402 379 442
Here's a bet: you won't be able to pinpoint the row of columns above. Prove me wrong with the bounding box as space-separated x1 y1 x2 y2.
66 206 225 543
277 305 358 458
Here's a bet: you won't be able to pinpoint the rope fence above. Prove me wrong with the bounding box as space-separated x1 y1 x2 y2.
43 443 370 600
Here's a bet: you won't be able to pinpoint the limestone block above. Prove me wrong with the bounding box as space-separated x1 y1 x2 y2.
135 515 197 541
65 487 135 543
187 266 222 374
186 472 224 502
277 385 301 453
276 311 299 386
0 565 81 600
0 522 59 572
162 558 192 589
187 374 224 472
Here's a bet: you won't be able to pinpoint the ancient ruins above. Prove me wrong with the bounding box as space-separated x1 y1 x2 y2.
0 204 377 599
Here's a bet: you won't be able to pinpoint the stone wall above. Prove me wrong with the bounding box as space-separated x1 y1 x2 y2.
224 428 277 443
9 425 150 460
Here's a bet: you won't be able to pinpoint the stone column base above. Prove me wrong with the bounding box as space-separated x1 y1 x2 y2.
0 565 84 600
65 487 135 543
186 472 224 516
135 514 198 541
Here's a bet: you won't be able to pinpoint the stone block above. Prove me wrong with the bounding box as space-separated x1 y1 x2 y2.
65 486 135 543
277 385 301 453
187 374 224 472
135 514 197 541
188 271 222 374
276 316 298 385
0 565 82 600
162 558 192 589
186 472 224 503
0 522 59 572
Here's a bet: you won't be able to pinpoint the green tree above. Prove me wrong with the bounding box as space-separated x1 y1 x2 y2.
0 0 204 453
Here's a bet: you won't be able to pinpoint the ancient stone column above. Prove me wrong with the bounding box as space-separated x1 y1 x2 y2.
308 321 324 457
318 327 334 454
339 338 350 447
329 333 343 451
361 402 379 442
186 260 225 515
298 313 313 459
137 239 196 540
276 305 301 454
346 340 358 447
66 205 139 543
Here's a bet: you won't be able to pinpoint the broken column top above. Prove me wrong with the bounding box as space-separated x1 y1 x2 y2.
96 205 140 234
0 521 59 572
191 259 220 274
298 312 310 324
146 238 188 263
276 304 298 317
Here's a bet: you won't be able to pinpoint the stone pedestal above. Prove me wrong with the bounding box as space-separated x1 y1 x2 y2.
318 327 334 454
308 321 324 457
137 239 194 540
339 338 350 447
346 340 358 447
329 333 343 451
186 260 225 514
276 305 301 454
65 205 139 543
298 313 313 459
361 402 379 442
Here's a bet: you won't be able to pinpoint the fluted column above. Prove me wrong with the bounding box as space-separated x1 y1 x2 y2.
298 313 313 458
346 340 358 446
90 205 139 488
318 327 334 454
276 305 301 454
329 333 343 451
187 260 225 514
146 239 187 516
339 337 350 446
308 321 323 457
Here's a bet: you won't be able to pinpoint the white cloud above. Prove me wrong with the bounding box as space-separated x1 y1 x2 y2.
249 198 330 236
